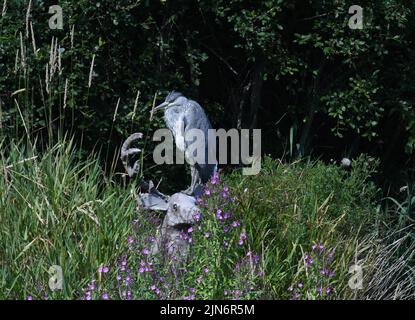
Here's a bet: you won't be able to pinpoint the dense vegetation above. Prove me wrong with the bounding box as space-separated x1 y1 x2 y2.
1 142 413 299
1 0 415 183
0 1 414 299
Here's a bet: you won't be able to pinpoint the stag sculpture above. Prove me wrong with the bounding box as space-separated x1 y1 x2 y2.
121 131 209 267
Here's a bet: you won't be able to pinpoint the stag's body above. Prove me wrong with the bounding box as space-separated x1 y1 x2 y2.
153 91 217 194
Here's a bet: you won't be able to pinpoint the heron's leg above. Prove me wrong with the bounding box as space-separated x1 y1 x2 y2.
182 165 200 195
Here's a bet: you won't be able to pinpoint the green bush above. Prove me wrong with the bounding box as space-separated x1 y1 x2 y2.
223 155 379 298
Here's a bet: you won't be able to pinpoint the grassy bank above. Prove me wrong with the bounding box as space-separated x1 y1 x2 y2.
2 140 413 299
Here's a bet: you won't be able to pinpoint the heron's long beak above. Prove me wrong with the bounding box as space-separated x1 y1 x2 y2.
152 101 169 113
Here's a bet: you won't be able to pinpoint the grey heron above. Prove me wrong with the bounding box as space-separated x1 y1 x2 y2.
152 91 217 195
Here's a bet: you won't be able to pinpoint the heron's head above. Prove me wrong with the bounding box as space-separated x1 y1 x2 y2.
152 91 186 113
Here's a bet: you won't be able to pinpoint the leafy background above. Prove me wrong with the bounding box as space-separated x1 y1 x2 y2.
1 0 414 189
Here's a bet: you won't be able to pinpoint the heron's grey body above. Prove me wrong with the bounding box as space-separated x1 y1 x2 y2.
154 91 217 194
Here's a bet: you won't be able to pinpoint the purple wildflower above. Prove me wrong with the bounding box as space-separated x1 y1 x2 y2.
193 212 201 221
238 232 247 246
216 209 223 220
210 172 219 185
98 266 109 273
87 281 96 290
231 220 240 228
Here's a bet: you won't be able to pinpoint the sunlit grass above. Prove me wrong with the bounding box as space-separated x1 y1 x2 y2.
0 138 136 299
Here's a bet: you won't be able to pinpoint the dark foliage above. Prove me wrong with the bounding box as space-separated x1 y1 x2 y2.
0 0 414 188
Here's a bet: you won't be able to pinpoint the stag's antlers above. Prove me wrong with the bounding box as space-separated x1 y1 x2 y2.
120 132 143 178
120 132 167 197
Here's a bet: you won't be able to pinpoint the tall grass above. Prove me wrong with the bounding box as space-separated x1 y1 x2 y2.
356 185 415 300
0 138 136 299
359 225 415 299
